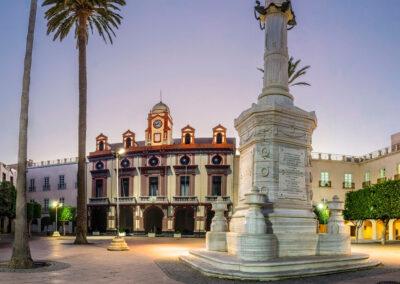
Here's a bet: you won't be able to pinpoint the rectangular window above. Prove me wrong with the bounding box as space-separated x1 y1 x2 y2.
344 173 353 188
30 199 35 203
149 177 159 196
212 176 222 196
58 175 66 189
180 176 190 196
2 173 6 182
29 178 35 192
43 177 50 191
120 178 130 197
95 179 103 197
44 198 49 212
10 176 13 185
59 197 65 205
364 171 371 182
320 172 330 187
379 168 386 178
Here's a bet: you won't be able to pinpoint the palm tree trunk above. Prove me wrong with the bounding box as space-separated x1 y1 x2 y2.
9 0 37 269
74 15 89 245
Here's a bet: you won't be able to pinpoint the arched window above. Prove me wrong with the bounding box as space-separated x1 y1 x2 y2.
184 133 191 144
126 137 132 148
98 141 104 151
216 133 223 144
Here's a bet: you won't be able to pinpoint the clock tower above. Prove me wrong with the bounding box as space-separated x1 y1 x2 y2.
145 101 173 146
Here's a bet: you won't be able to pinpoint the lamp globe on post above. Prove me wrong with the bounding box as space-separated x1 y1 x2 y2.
52 201 62 237
108 147 129 251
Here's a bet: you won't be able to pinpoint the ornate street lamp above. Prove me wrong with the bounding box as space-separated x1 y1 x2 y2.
254 1 296 30
108 148 129 251
52 200 63 237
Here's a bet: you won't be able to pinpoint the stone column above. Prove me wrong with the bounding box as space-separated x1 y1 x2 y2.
259 0 296 106
317 196 350 255
206 197 229 252
388 219 395 241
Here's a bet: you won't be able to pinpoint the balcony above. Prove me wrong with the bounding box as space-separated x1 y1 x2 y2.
394 174 400 181
377 177 387 184
342 182 355 189
113 196 136 205
58 183 66 190
362 181 371 188
28 186 36 192
43 185 50 191
138 196 169 204
319 181 331 188
205 196 232 203
89 197 110 205
172 196 199 204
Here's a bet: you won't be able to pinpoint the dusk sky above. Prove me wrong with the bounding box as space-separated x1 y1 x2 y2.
1 0 399 165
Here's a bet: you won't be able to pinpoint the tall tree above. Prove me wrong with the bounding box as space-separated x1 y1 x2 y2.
9 0 37 269
43 0 126 244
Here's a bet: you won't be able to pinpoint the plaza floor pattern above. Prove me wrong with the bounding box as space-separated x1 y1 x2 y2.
0 235 399 284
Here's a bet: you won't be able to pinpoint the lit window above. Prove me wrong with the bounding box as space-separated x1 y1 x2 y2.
364 172 371 182
379 168 386 178
344 174 353 189
320 172 329 182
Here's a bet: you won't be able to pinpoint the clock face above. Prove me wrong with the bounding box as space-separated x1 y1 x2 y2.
95 161 104 170
153 120 163 129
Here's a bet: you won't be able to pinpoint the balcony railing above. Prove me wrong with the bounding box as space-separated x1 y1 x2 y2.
205 196 231 203
172 196 199 204
113 196 136 204
342 182 355 189
394 174 400 181
377 177 387 184
319 181 331 188
89 197 110 205
58 183 66 190
138 196 169 204
28 186 36 192
362 181 371 188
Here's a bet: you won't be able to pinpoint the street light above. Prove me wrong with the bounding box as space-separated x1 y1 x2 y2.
107 147 129 251
52 200 63 237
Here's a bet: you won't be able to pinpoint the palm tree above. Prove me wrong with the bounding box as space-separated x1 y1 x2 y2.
9 0 37 269
42 0 126 244
258 56 311 87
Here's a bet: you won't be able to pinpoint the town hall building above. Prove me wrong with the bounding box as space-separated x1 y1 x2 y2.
86 101 237 235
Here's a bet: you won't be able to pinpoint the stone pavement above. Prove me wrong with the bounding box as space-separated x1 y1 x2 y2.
0 235 400 284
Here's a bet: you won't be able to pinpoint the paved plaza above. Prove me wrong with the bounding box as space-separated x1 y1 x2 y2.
0 236 399 283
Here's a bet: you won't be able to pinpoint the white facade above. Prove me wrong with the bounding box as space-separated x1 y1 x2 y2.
0 162 17 186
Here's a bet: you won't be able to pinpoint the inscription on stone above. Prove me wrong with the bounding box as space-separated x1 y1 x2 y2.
278 147 307 200
239 148 254 200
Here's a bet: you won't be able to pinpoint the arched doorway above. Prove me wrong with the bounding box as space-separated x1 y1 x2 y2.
393 220 400 240
363 220 372 240
174 207 195 235
205 207 214 232
120 206 134 233
144 206 164 234
91 206 108 233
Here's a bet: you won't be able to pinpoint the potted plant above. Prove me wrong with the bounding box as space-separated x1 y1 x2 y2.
173 230 181 238
118 228 126 237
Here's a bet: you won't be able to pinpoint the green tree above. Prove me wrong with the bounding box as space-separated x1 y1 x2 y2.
344 188 373 243
257 56 311 87
371 180 400 245
0 182 16 221
43 0 126 244
50 206 76 235
10 0 38 269
27 202 42 237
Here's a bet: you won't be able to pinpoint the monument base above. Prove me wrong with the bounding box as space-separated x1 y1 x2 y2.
206 232 227 252
107 237 130 251
317 234 351 255
226 232 277 261
180 249 379 281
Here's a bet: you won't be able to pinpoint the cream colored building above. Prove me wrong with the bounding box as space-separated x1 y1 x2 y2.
311 132 400 241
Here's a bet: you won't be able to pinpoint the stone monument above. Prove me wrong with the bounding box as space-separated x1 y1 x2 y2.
181 1 378 280
206 197 228 252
